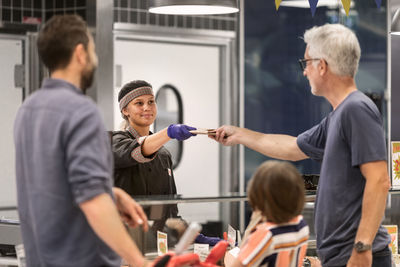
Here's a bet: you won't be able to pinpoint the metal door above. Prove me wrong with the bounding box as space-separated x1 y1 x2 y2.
0 35 28 209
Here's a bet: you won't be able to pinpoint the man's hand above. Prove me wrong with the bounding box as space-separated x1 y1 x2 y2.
346 250 372 267
209 125 239 146
305 257 322 267
112 187 148 231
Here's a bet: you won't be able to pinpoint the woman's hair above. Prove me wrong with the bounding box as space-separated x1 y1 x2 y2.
247 160 305 224
303 23 361 77
37 15 89 73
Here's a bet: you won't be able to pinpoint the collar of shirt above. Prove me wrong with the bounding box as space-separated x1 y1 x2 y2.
127 125 155 139
41 78 83 95
127 125 141 139
262 215 304 230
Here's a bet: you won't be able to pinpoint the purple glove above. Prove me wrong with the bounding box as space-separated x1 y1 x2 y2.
167 124 197 141
194 234 223 246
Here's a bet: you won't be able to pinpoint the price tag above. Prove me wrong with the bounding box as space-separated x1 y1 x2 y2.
227 224 237 247
157 231 168 256
194 243 209 261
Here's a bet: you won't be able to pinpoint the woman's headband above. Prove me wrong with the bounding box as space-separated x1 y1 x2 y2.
119 86 154 111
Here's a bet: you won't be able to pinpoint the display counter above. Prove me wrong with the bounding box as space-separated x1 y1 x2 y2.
3 190 400 265
129 189 400 259
129 192 317 258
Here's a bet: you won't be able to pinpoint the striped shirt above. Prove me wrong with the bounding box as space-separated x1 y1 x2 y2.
238 215 309 267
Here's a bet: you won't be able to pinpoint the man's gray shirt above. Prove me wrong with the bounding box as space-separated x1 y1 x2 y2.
297 91 390 266
14 78 121 267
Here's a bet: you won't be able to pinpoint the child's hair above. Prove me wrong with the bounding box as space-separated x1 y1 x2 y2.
247 160 305 224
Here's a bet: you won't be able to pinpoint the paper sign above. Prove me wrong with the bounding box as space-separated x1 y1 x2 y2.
383 225 398 255
392 142 400 188
228 224 237 247
157 231 168 256
194 243 209 261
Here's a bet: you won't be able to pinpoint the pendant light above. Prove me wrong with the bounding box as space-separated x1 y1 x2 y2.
148 0 239 15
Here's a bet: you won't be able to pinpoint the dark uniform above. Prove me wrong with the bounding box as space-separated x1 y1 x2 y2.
112 126 178 220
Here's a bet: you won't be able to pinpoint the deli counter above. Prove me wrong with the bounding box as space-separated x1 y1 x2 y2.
2 190 400 266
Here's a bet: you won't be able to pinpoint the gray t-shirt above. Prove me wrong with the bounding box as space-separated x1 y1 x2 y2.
14 78 121 267
297 91 390 266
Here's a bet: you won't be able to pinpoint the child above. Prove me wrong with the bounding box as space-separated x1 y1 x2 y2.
228 160 309 267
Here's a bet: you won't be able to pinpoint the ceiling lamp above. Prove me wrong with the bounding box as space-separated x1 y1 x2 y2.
148 0 239 15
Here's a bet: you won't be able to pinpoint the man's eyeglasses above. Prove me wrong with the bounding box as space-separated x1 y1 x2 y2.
298 58 321 71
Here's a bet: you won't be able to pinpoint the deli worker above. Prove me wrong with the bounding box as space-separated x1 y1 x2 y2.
112 80 196 210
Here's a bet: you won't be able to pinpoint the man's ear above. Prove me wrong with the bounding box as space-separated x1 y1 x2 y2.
74 43 87 66
318 59 327 76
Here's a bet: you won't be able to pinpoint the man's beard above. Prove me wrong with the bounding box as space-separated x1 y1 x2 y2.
80 66 96 93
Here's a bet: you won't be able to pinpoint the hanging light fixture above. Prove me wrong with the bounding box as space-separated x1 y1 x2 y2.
148 0 239 15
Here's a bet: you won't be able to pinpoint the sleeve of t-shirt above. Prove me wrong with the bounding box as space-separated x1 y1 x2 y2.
64 103 113 204
341 100 387 167
237 226 273 267
112 132 156 169
296 117 328 162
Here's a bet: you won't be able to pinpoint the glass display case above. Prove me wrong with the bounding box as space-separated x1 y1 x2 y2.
131 189 400 260
128 192 317 259
3 190 400 265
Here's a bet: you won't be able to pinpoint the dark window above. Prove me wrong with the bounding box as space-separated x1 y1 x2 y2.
2 8 11 21
120 9 128 22
55 0 63 9
120 0 128 8
14 0 21 8
149 12 156 25
13 10 22 22
244 2 387 176
23 0 32 8
33 0 42 9
45 0 53 9
3 0 11 7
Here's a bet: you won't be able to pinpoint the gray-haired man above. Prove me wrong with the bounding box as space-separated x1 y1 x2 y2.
212 24 391 267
